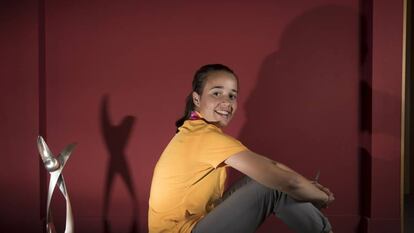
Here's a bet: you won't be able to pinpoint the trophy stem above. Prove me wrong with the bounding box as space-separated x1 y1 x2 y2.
38 136 76 233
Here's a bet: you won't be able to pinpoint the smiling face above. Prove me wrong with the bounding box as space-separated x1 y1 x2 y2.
192 71 238 128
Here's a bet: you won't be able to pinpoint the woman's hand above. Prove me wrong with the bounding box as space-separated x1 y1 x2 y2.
312 182 335 209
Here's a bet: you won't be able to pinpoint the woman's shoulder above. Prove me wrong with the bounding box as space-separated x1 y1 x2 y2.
178 119 243 143
179 119 220 133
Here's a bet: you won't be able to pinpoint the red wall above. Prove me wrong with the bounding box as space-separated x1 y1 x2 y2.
364 0 404 232
0 0 42 232
0 1 404 233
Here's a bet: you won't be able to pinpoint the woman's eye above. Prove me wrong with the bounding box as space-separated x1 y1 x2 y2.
212 92 221 96
229 94 237 100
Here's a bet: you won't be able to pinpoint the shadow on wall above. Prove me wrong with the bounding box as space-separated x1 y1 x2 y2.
101 95 139 233
237 5 360 232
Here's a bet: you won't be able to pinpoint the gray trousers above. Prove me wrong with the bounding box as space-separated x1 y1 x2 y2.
192 177 332 233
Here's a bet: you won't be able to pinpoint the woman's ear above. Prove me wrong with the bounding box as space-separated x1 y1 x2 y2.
192 92 200 107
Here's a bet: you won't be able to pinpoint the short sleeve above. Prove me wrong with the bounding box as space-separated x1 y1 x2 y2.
199 131 248 168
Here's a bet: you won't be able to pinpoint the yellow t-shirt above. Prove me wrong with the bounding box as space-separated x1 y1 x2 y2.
148 119 248 233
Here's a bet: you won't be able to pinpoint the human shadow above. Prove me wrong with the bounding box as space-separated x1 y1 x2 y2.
238 5 360 232
101 95 139 233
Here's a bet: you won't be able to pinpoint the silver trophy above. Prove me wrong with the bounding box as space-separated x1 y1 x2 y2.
37 136 76 233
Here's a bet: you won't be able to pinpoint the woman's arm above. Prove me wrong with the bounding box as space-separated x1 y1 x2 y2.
225 150 334 208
